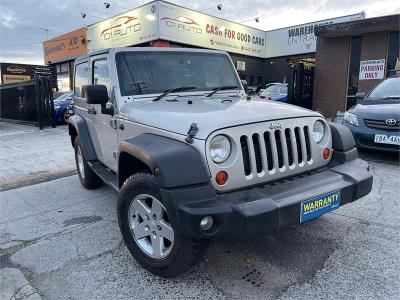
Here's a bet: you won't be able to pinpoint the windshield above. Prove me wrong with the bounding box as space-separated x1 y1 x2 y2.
116 51 240 97
366 77 400 99
260 84 287 96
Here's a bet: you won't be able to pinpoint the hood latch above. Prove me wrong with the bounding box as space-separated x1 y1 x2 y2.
185 123 198 144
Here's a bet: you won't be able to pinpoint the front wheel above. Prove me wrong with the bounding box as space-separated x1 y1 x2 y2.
118 173 208 278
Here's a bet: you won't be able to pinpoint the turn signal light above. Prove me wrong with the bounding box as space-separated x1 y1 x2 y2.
216 171 228 185
323 148 331 160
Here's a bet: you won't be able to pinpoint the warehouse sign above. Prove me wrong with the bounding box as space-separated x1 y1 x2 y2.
87 2 158 52
158 1 266 58
359 59 385 80
265 13 365 58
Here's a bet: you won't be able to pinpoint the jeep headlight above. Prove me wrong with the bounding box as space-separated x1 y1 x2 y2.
313 120 325 144
210 135 231 163
344 111 359 126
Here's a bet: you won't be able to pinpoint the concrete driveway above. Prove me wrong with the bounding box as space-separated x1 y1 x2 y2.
1 151 399 299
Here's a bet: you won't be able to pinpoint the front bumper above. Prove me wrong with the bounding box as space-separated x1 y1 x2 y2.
161 155 372 238
344 122 400 153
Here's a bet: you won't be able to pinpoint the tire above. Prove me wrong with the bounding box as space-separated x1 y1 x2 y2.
118 173 208 278
62 110 69 124
74 139 103 189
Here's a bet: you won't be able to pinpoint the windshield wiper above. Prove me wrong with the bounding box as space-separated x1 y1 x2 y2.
153 86 196 102
206 85 238 97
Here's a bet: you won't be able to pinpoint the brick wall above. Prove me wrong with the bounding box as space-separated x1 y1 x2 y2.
313 36 350 118
358 31 388 94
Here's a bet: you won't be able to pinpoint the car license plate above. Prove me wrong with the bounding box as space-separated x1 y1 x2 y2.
374 134 400 145
300 190 341 223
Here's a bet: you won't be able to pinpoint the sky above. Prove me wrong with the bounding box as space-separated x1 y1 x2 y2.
0 0 399 65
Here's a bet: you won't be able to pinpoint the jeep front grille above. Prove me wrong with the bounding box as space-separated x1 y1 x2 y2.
206 117 331 192
240 126 313 177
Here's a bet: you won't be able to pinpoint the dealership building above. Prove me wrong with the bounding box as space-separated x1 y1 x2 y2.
41 0 399 116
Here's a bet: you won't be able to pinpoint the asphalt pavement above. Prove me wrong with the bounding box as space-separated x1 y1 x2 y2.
1 150 399 299
1 122 399 299
0 122 75 191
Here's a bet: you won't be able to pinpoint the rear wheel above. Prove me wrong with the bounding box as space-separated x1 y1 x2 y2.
74 139 102 189
118 173 208 278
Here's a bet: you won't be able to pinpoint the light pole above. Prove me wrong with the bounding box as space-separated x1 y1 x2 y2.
81 12 105 20
200 4 222 12
239 17 260 24
39 27 49 41
104 2 130 11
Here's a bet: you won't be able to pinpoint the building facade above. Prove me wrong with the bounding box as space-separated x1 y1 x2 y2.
313 14 400 117
43 27 87 91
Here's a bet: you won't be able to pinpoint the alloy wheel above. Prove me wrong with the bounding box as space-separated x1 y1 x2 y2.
128 194 174 259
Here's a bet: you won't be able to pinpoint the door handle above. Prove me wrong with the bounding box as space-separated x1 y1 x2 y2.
109 118 117 129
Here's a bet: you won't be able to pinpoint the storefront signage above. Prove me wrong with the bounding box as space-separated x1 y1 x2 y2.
87 2 158 52
43 27 87 63
1 63 54 84
265 13 365 58
158 1 266 58
359 59 385 80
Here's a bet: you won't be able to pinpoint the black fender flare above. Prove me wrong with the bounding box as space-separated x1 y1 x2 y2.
329 122 358 164
329 122 356 151
118 134 210 188
68 114 97 161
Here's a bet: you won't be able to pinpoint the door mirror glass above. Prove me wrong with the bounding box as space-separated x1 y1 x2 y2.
83 84 108 105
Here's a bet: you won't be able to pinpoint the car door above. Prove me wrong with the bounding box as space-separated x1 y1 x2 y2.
89 55 119 171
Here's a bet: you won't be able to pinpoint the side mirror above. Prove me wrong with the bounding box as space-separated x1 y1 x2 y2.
240 79 248 92
83 85 108 105
355 92 366 101
83 85 114 115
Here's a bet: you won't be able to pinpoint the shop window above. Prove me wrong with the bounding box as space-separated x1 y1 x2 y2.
387 31 399 77
347 36 362 97
93 59 110 95
74 62 88 98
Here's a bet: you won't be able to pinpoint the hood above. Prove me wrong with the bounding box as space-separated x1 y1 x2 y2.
350 100 400 119
119 96 320 139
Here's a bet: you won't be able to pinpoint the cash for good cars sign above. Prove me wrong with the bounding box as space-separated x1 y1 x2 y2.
87 2 158 52
265 13 365 58
359 59 385 80
158 1 266 58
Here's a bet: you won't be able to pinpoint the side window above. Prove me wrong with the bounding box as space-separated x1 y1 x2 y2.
74 62 88 98
93 59 110 95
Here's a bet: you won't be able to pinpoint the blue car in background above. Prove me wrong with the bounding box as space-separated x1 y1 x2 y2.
343 76 400 152
259 83 288 102
53 91 73 123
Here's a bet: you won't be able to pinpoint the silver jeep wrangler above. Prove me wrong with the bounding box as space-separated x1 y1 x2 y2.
68 47 372 277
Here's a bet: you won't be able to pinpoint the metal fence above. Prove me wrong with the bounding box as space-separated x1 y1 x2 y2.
0 76 55 129
286 63 314 109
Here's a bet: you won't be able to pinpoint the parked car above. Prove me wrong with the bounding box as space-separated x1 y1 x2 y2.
68 47 372 277
54 91 73 123
259 83 288 102
343 76 400 152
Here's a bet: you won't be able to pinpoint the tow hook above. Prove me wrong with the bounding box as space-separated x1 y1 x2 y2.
185 123 198 144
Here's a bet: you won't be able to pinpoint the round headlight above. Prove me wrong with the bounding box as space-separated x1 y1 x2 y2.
210 135 231 163
313 120 325 144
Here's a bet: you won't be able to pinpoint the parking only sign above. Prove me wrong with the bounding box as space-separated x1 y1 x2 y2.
359 59 385 80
